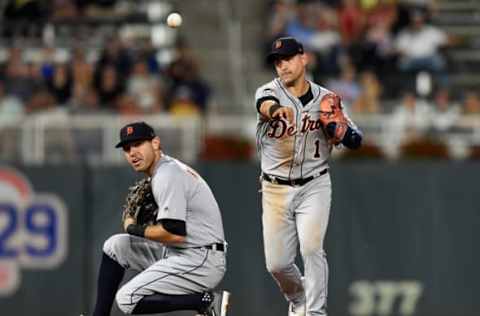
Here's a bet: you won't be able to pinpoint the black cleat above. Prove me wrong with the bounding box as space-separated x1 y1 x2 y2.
199 290 230 316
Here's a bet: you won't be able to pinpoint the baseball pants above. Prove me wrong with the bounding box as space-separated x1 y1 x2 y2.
262 173 331 315
103 234 226 314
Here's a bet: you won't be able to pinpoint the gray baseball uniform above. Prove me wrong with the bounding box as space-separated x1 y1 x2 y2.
103 155 227 314
255 78 359 315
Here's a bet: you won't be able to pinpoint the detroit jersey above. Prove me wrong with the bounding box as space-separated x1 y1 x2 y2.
255 78 358 179
150 155 225 248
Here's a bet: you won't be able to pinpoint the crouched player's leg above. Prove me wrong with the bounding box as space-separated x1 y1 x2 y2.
93 233 163 316
115 247 229 316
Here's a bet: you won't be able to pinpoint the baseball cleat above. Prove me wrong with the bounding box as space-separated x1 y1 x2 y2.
200 290 230 316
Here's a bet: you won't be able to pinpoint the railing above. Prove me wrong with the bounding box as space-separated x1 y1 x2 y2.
1 112 480 165
0 112 202 165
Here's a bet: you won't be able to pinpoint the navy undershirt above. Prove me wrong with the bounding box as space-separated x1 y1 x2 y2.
298 86 313 106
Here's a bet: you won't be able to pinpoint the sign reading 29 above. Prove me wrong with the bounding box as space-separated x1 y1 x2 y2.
0 195 67 268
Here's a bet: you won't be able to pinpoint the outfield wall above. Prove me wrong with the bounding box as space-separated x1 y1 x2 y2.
0 161 477 316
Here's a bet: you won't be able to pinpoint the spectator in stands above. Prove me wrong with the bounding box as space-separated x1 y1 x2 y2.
352 70 382 114
383 91 433 157
95 36 132 79
71 48 94 101
169 85 202 117
326 62 361 108
3 0 47 37
308 3 342 76
116 94 143 116
390 91 433 132
394 9 450 85
70 88 100 113
358 0 397 76
25 88 56 113
399 0 438 17
0 80 24 121
127 59 165 113
0 80 24 161
4 47 42 102
94 64 125 110
46 63 73 106
338 0 366 45
284 2 318 48
51 0 80 19
462 91 480 115
430 88 460 132
40 46 56 81
167 41 211 113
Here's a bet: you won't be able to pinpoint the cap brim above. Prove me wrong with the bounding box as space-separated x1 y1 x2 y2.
266 52 297 63
115 136 154 148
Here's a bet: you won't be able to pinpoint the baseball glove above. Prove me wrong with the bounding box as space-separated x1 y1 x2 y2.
319 93 349 144
121 178 158 226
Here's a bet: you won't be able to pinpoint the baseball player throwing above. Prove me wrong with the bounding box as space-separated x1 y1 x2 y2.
91 121 229 316
255 37 362 316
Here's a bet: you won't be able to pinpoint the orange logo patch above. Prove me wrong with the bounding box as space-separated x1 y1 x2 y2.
127 126 134 135
275 40 282 49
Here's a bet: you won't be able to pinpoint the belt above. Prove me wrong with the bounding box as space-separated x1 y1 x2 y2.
202 243 225 252
171 243 226 252
262 168 328 186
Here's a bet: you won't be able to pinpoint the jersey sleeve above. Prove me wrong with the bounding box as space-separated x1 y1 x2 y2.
255 85 280 114
152 167 187 222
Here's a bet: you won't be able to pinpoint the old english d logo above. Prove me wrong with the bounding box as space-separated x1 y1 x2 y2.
275 40 282 49
127 126 134 135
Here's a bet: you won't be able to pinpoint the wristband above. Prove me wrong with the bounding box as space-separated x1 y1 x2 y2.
126 224 146 238
268 103 282 118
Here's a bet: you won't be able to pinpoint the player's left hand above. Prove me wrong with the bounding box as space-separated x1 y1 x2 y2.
121 178 158 227
319 93 348 144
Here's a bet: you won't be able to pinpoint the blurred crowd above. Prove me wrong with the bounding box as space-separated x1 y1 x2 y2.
0 0 212 120
264 0 480 158
265 0 480 153
265 0 453 89
263 0 479 111
0 37 211 120
1 0 480 162
3 0 136 22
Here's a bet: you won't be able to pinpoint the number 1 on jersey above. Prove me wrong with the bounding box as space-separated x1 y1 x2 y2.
314 140 321 158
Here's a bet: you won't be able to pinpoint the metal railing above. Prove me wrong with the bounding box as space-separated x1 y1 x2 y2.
0 113 202 165
2 112 480 165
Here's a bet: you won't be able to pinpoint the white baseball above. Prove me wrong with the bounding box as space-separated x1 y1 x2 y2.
167 12 182 28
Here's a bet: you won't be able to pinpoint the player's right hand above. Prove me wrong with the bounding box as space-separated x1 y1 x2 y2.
272 106 294 124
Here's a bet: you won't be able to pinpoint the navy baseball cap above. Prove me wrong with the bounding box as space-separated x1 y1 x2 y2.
267 37 304 63
115 121 156 148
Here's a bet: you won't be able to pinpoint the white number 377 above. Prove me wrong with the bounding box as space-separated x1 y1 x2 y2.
349 280 423 316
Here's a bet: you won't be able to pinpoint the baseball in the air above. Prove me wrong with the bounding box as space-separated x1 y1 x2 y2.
167 12 182 28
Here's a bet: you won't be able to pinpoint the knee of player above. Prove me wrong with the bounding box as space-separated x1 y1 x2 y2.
103 234 130 258
115 286 135 314
300 244 326 259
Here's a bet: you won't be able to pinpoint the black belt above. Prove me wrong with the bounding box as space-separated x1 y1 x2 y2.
262 169 328 186
202 243 225 252
172 243 226 252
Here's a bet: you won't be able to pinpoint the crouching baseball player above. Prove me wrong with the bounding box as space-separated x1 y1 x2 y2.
91 121 230 316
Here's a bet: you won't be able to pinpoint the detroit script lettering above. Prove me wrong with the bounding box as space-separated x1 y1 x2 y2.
267 114 323 138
